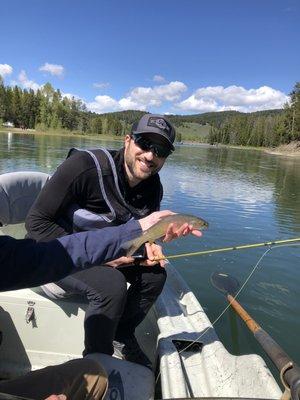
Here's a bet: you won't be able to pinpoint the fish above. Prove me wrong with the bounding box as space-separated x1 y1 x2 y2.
123 213 209 257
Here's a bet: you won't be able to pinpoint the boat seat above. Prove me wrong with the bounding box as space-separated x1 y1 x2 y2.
0 171 50 226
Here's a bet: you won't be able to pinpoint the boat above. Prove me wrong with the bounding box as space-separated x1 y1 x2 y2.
0 171 283 399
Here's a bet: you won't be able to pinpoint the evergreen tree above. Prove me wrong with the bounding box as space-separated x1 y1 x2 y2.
0 76 5 123
91 117 103 134
289 82 300 140
11 86 23 127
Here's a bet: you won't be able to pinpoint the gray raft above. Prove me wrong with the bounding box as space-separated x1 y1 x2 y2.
0 171 283 399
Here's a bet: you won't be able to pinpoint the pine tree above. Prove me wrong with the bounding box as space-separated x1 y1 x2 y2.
290 82 300 141
0 76 5 123
91 117 103 134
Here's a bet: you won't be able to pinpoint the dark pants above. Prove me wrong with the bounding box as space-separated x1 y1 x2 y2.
56 264 167 355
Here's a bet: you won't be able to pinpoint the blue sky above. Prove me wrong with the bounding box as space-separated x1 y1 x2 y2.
1 0 299 114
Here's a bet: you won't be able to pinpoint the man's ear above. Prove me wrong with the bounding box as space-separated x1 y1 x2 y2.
124 134 131 148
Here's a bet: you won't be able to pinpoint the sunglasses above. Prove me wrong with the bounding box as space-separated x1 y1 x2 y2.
131 134 173 158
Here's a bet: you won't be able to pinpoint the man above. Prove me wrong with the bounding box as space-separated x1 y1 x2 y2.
25 114 201 367
0 210 198 400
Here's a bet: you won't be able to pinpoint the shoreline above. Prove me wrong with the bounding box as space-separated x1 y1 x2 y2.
0 127 123 142
264 141 300 157
1 128 299 157
264 150 300 157
180 140 300 157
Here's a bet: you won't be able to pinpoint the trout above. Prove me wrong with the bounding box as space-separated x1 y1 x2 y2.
123 213 208 256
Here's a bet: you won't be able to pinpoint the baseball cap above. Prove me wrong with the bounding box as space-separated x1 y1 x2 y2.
131 114 176 151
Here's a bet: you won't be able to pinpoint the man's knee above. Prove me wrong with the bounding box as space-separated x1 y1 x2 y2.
87 268 127 305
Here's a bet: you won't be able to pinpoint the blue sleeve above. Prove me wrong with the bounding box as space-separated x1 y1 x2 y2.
0 220 141 292
57 219 141 268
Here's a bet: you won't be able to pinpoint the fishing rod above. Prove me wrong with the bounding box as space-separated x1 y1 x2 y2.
211 272 300 400
151 237 300 261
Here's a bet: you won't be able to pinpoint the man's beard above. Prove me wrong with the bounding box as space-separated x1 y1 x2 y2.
125 153 159 182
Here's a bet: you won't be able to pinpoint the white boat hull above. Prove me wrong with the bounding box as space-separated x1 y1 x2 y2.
0 263 282 399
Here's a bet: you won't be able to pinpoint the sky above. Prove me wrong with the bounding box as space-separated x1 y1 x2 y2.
1 0 299 115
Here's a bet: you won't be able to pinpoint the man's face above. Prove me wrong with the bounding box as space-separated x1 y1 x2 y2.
124 134 168 186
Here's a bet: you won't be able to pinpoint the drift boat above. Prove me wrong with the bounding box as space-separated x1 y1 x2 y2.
0 172 282 399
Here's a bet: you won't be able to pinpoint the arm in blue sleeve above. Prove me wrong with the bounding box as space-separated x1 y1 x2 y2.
57 219 141 269
0 220 141 292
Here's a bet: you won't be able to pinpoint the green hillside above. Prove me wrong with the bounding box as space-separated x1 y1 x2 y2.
174 122 210 142
104 109 284 142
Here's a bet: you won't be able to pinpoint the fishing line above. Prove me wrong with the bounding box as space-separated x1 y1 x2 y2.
155 243 300 385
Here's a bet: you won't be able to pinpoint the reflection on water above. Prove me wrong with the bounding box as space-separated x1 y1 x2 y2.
0 132 122 173
1 131 300 374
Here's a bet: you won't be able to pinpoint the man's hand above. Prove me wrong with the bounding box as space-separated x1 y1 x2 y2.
138 210 175 231
105 243 166 268
105 256 135 268
143 242 166 267
163 222 202 242
45 395 66 400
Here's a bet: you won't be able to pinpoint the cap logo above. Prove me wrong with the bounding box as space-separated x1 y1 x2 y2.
147 117 170 132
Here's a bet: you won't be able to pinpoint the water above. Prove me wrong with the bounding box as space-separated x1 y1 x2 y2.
1 131 300 378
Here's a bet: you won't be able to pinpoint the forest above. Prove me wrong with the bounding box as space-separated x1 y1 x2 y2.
207 83 299 147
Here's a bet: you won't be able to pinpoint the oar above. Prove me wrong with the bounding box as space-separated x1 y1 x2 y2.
211 272 300 400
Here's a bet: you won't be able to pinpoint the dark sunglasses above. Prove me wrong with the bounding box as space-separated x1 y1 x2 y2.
131 134 173 158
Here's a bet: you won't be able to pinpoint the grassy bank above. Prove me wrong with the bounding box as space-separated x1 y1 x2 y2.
0 127 124 142
264 141 300 157
176 122 210 142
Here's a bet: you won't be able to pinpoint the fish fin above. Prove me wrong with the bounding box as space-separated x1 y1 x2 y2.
122 237 144 257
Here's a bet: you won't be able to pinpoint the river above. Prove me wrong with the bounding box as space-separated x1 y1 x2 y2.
1 131 300 379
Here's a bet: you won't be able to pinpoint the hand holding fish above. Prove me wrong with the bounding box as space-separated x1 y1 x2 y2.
104 242 166 268
124 211 208 256
106 210 208 267
138 210 176 231
113 243 166 268
138 210 204 242
144 242 166 267
163 222 203 242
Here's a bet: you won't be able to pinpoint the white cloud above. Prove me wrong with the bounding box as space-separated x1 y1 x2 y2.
177 96 218 113
18 70 41 91
61 92 81 101
120 81 187 109
119 97 145 110
86 81 187 113
0 64 13 77
176 85 289 113
153 74 166 83
93 82 110 89
87 95 120 113
39 63 65 77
